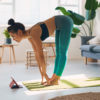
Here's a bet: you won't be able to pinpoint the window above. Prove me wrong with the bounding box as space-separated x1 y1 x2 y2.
0 0 40 25
15 0 40 25
58 0 82 14
0 0 14 25
0 0 57 25
0 0 82 25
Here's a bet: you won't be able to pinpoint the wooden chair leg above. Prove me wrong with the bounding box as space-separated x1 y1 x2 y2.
0 57 1 64
12 46 16 63
52 46 55 57
1 47 4 63
9 47 12 64
26 51 28 69
85 57 87 65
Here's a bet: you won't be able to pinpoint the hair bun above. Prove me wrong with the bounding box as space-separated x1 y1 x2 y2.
8 18 15 26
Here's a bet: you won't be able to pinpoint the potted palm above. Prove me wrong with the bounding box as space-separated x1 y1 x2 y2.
55 0 100 38
3 29 12 44
81 0 100 45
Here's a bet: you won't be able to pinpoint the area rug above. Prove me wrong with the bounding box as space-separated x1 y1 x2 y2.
22 77 100 91
49 92 100 100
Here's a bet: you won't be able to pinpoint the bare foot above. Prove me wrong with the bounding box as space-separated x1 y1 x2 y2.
43 82 50 86
43 79 59 86
50 78 59 85
41 81 47 85
50 75 60 85
43 77 60 86
41 78 51 86
50 74 56 81
42 75 60 86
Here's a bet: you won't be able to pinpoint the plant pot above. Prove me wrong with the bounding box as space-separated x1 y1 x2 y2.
81 36 95 45
5 38 12 44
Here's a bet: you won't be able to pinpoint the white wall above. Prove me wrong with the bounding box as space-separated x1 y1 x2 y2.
94 8 100 36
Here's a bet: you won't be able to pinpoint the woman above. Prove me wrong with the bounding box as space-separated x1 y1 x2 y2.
7 15 73 85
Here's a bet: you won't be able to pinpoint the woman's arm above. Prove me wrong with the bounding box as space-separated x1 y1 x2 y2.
28 36 50 84
28 38 44 83
32 35 50 82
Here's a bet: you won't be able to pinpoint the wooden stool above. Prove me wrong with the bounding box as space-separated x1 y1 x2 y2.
26 49 47 69
42 41 55 58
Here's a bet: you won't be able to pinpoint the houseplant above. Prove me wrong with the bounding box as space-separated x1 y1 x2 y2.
55 0 100 38
81 0 100 46
3 29 12 44
85 0 100 36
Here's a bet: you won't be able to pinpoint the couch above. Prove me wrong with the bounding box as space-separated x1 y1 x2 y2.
80 36 100 64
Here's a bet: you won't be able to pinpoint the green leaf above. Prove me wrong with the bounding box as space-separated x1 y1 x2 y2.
71 27 80 38
72 27 80 34
71 33 77 38
86 10 96 20
3 29 10 38
85 0 100 20
68 10 85 25
55 6 85 25
55 7 71 16
85 0 99 10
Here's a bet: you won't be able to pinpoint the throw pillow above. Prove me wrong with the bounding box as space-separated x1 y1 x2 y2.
88 36 100 45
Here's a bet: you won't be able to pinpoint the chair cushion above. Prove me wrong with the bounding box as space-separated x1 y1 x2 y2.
92 46 100 53
80 45 96 52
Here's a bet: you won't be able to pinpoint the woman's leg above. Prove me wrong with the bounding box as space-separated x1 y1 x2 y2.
50 28 72 85
54 30 60 74
50 30 60 81
50 16 73 85
56 25 73 76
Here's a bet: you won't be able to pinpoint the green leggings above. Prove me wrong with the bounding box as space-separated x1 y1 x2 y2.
54 15 73 76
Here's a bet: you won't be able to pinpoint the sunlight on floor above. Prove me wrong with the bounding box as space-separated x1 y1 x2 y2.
62 74 88 79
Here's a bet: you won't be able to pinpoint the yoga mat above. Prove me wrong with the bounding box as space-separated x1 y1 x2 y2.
23 77 100 91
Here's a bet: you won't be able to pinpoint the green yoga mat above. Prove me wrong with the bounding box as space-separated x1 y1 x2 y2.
23 77 100 91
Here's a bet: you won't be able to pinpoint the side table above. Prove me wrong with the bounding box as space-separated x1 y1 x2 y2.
0 44 17 64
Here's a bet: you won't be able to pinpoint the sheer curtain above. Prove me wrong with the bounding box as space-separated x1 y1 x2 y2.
0 0 13 25
81 0 86 16
0 0 84 25
39 0 58 21
15 0 40 25
0 0 58 25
